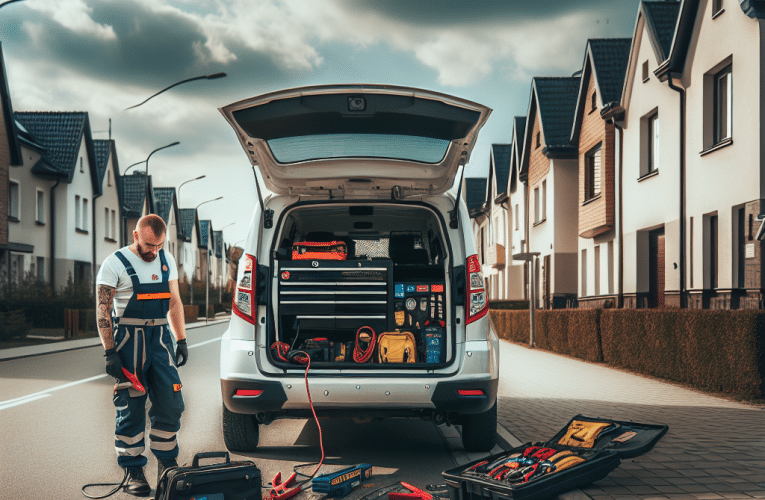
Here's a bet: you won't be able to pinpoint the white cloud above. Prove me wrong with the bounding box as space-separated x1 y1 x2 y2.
25 0 116 40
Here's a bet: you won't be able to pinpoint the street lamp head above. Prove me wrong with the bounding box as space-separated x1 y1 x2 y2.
206 72 227 80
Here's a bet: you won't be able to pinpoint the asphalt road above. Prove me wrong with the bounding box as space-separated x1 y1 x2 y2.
0 322 464 500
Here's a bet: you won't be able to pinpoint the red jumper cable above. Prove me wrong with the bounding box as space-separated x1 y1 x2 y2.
265 350 325 500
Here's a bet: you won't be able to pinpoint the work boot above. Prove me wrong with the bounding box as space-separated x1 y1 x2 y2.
124 467 151 497
158 459 178 481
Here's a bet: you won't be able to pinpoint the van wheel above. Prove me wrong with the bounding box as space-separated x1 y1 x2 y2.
460 402 497 452
222 405 260 451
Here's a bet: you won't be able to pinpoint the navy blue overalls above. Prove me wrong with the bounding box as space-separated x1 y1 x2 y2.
111 249 184 469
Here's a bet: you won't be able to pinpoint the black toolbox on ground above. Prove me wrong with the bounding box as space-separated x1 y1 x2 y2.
442 415 668 500
155 451 261 500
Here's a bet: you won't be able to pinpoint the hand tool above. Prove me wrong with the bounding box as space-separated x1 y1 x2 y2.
388 482 432 500
266 471 301 500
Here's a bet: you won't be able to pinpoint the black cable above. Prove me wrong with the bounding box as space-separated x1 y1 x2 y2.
81 468 129 499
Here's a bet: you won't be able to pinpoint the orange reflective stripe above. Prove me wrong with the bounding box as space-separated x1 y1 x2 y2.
136 293 171 300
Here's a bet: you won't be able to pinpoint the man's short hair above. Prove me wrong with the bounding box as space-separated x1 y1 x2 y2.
137 214 166 237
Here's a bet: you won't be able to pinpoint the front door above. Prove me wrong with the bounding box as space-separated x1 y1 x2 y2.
648 228 665 308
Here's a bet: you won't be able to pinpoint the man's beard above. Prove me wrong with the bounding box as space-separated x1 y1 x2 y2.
137 243 158 262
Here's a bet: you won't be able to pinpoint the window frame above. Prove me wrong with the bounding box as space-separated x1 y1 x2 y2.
9 179 20 221
36 188 45 224
584 142 603 201
713 65 732 145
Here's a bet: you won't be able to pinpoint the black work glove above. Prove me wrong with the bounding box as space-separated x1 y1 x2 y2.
175 339 188 367
104 348 124 380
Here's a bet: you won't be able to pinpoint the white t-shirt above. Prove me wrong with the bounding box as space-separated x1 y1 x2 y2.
96 247 179 318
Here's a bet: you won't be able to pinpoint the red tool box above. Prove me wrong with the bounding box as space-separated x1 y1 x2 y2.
442 414 668 500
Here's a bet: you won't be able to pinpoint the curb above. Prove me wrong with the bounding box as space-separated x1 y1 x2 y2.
0 316 231 362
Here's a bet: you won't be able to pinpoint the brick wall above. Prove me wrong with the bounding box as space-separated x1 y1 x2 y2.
578 72 615 239
528 109 549 189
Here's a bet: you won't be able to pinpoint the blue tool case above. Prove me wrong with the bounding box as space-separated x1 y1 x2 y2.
312 464 373 497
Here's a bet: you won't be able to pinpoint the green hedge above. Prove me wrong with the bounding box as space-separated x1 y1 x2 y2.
0 299 93 328
491 308 765 399
489 300 530 310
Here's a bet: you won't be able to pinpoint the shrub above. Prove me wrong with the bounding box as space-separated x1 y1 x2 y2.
0 310 31 341
490 300 530 310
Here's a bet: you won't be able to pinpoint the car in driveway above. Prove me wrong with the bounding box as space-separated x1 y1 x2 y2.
218 84 500 452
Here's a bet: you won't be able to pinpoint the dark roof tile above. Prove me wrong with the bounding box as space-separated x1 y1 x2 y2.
122 172 148 216
589 38 632 105
465 177 487 212
179 208 196 239
200 220 211 247
534 77 580 149
93 139 112 186
491 144 513 197
14 112 87 177
643 1 682 60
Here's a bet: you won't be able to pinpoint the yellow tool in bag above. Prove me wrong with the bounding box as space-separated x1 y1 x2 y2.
377 331 417 363
558 420 616 448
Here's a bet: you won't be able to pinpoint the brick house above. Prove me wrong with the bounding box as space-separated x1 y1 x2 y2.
656 0 765 309
93 139 122 277
571 38 631 309
464 177 488 268
620 1 683 309
13 112 101 292
520 77 580 309
153 186 183 268
484 144 512 300
179 208 201 285
0 43 24 288
507 116 528 301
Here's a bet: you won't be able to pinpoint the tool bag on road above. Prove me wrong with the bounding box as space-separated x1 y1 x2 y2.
155 451 260 500
442 414 668 500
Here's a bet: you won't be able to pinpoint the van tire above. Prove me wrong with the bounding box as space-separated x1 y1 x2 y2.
460 402 497 452
222 404 260 451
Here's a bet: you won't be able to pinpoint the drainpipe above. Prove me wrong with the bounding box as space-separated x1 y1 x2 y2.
614 120 625 307
50 178 61 294
92 191 101 300
667 73 687 307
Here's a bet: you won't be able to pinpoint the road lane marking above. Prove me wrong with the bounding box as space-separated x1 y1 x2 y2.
0 374 106 410
0 394 51 410
188 337 221 349
0 337 222 411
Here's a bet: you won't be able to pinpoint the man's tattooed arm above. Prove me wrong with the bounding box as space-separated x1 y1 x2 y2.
97 285 116 350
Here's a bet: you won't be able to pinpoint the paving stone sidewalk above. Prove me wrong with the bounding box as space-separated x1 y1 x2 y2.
495 340 765 500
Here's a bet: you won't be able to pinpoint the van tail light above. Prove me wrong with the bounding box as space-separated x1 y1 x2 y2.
457 389 485 397
466 254 488 325
234 389 263 397
232 253 257 325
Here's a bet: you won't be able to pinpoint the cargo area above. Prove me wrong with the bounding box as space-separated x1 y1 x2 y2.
269 203 453 369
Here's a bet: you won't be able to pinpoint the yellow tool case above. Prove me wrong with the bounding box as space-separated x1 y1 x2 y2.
442 414 668 500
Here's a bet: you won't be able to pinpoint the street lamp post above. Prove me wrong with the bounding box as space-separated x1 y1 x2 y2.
192 197 223 320
178 175 206 205
513 252 541 347
144 141 181 210
125 72 227 110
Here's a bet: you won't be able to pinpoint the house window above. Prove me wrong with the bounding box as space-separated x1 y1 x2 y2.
581 249 587 297
37 256 44 281
515 204 519 230
111 210 116 240
705 213 719 289
714 65 732 144
641 110 659 176
642 61 649 82
585 143 602 201
82 198 88 230
594 245 601 296
80 157 84 173
712 0 723 16
75 195 81 229
535 131 541 149
36 189 44 223
541 180 547 221
105 208 110 237
9 180 20 220
534 187 540 223
591 91 597 111
107 169 112 186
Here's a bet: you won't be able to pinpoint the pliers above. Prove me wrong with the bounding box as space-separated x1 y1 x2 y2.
266 471 301 500
389 482 433 500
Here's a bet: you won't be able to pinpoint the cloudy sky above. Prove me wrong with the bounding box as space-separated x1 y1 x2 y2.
1 0 642 245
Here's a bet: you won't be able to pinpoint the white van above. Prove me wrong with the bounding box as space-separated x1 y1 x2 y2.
218 84 500 452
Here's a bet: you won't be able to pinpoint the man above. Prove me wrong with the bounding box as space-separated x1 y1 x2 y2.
96 214 188 497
